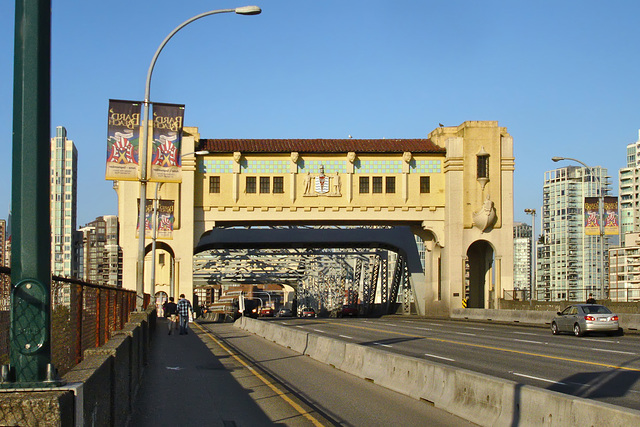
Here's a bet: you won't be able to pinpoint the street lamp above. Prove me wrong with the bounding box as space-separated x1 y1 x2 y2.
524 209 536 301
552 156 606 300
149 150 210 303
136 6 262 310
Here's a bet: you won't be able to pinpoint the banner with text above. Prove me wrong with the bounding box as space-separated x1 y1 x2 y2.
604 196 619 236
584 197 600 236
149 102 185 183
136 199 175 239
106 99 141 181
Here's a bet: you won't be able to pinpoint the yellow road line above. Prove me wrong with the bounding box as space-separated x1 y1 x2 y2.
320 321 640 372
193 322 325 427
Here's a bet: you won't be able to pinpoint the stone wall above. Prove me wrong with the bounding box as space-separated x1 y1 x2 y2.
0 307 156 426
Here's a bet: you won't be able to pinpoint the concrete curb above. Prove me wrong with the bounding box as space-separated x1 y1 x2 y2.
451 308 640 333
236 317 640 427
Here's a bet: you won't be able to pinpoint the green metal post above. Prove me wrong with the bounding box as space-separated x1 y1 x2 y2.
6 0 56 386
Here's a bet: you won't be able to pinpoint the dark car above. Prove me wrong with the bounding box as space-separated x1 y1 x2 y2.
276 307 293 317
338 305 358 318
301 307 316 318
551 304 620 336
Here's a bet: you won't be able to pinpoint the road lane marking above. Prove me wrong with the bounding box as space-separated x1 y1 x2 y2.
194 322 325 427
583 338 620 344
592 348 636 355
312 329 325 333
464 327 486 331
339 335 353 339
374 342 393 348
455 332 476 336
426 323 444 327
513 339 545 345
334 322 640 372
511 372 566 385
425 353 455 362
513 332 538 336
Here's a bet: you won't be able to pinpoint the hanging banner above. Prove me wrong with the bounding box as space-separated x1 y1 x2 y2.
604 196 619 236
106 99 141 181
584 197 600 236
135 199 175 239
156 200 175 240
136 199 154 239
149 102 185 183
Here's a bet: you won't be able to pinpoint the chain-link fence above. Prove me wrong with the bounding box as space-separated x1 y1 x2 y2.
1 266 139 376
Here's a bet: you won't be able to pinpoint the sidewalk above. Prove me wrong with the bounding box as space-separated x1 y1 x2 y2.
128 317 278 426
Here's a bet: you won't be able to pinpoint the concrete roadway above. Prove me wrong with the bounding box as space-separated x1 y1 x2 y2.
130 318 476 426
265 316 640 411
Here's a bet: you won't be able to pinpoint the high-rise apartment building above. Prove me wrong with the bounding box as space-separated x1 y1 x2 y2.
0 219 5 268
538 165 612 301
619 130 640 235
513 222 532 296
51 126 78 278
78 215 122 287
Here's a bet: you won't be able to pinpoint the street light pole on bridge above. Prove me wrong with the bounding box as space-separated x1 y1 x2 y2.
135 6 262 311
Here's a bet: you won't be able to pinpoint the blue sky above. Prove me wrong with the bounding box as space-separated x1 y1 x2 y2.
1 1 639 226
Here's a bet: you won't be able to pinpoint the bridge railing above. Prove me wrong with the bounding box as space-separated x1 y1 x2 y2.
0 266 144 376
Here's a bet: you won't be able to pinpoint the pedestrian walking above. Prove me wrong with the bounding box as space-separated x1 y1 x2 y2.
177 294 194 335
163 297 178 335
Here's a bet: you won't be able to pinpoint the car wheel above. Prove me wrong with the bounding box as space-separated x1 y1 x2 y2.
551 322 559 335
573 323 583 337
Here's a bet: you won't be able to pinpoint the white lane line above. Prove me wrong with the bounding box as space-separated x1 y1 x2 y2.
582 338 618 344
513 339 545 345
312 329 324 333
339 335 353 339
373 342 393 348
413 327 433 331
592 348 636 355
511 372 566 386
382 323 396 326
464 327 486 331
295 325 305 328
425 353 455 362
513 331 538 336
455 332 476 336
426 323 443 327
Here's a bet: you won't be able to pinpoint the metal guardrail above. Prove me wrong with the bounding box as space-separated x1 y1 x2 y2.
0 266 143 377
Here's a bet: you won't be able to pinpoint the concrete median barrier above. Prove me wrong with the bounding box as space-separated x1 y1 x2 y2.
236 317 640 426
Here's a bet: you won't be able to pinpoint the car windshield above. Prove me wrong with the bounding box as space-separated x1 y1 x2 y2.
582 305 612 314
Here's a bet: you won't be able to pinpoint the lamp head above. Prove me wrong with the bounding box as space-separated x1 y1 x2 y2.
235 6 262 15
551 157 564 162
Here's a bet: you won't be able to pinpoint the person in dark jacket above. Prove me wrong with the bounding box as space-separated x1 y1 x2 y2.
586 293 597 304
163 297 178 335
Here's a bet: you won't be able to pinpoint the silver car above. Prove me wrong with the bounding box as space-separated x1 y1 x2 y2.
551 304 620 336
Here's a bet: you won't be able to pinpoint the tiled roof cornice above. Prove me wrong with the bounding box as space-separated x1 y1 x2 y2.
199 138 445 154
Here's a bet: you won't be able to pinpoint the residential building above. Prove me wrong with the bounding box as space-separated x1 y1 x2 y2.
50 126 78 278
78 215 122 287
0 219 5 267
513 222 531 296
609 232 640 301
619 130 640 235
538 165 612 301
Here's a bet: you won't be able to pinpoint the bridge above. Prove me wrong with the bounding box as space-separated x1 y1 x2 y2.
116 120 516 317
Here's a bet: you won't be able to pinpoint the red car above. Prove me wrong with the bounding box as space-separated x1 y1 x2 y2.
338 305 358 317
258 307 274 317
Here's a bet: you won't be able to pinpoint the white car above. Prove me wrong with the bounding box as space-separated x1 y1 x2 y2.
551 304 621 336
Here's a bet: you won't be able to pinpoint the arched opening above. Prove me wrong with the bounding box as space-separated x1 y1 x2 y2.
466 240 494 308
